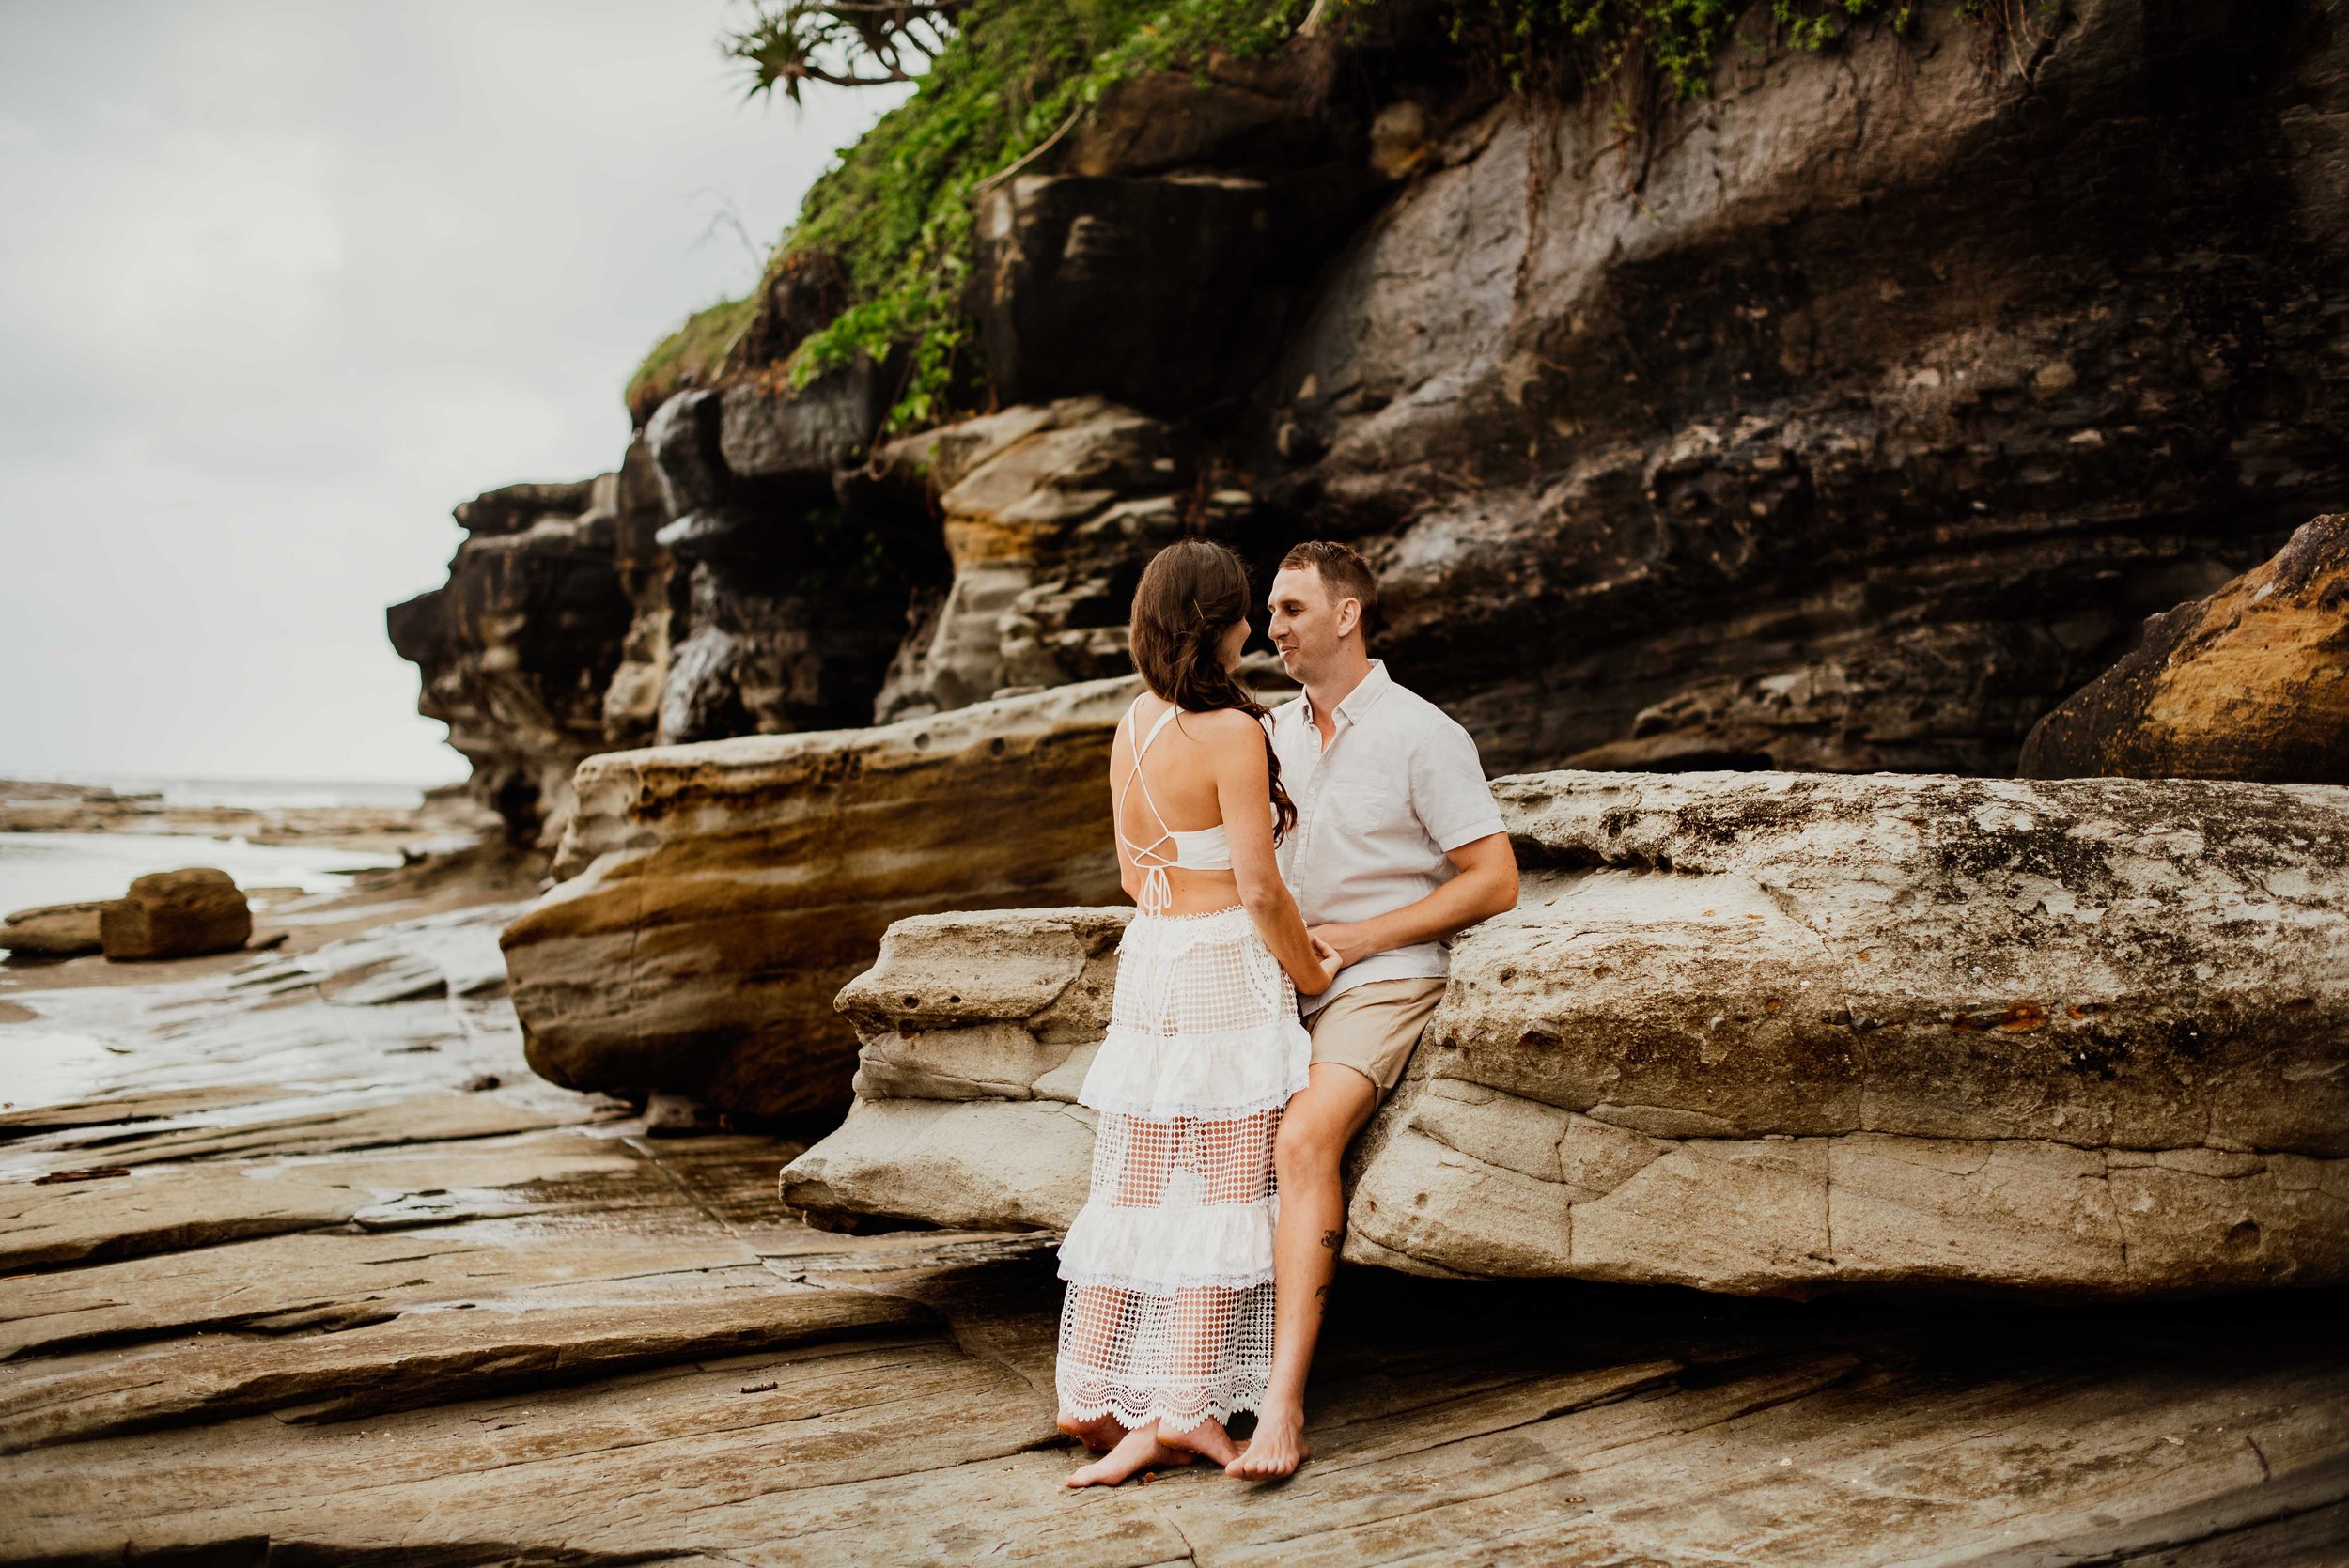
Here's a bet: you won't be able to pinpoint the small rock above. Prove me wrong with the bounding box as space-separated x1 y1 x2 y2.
1 902 107 958
101 870 252 962
644 1094 718 1138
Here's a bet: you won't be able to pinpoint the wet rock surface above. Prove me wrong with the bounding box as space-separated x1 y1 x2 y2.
2022 512 2349 785
5 895 2347 1561
785 769 2349 1296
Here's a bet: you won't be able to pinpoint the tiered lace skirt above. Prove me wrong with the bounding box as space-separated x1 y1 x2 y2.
1054 904 1312 1433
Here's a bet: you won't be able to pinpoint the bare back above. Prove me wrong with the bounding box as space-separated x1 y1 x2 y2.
1111 694 1252 916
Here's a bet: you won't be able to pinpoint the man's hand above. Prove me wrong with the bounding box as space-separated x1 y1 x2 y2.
1309 923 1371 968
1305 838 1518 970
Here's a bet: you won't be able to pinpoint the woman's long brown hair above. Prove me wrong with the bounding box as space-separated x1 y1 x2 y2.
1127 539 1297 842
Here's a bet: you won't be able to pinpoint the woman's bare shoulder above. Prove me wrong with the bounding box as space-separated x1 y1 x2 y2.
1182 706 1270 758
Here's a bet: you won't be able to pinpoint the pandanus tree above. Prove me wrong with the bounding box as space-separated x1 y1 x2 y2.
723 0 972 101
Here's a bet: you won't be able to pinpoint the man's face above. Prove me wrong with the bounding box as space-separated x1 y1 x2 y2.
1268 566 1353 684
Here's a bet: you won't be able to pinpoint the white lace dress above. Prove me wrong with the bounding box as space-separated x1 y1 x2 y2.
1053 703 1313 1434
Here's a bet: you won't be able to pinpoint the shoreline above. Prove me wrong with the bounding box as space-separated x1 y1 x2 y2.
1 785 543 999
0 775 490 858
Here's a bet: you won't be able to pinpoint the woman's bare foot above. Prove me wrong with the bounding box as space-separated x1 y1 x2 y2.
1057 1410 1125 1453
1227 1403 1310 1479
1066 1421 1195 1488
1159 1416 1241 1467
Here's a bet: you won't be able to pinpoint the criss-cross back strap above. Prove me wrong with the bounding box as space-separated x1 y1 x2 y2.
1115 698 1188 913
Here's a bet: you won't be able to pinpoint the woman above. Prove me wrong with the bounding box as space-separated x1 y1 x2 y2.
1054 539 1340 1488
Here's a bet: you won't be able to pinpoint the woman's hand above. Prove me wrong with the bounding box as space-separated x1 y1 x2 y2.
1293 932 1342 997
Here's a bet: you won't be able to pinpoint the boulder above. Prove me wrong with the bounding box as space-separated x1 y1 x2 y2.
2020 513 2349 785
0 902 107 958
101 870 252 962
783 769 2349 1296
643 389 729 517
388 475 635 847
500 676 1143 1121
868 398 1277 722
716 359 893 486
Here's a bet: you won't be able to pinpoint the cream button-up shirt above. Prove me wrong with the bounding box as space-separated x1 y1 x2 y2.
1268 660 1506 1015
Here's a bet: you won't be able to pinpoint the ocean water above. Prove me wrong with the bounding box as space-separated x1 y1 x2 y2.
0 831 407 912
4 773 443 811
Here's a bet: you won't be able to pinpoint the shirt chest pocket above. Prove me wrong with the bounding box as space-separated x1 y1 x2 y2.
1325 773 1408 835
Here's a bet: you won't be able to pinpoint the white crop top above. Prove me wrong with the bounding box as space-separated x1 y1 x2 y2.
1116 698 1234 913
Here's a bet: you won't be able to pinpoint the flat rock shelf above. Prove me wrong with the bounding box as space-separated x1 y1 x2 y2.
5 897 2347 1561
784 769 2349 1296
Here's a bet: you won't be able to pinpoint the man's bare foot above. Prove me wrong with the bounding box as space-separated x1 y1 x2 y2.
1227 1404 1310 1479
1057 1410 1124 1453
1066 1421 1195 1488
1159 1416 1241 1467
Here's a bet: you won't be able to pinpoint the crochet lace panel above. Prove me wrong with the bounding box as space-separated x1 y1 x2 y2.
1054 907 1308 1434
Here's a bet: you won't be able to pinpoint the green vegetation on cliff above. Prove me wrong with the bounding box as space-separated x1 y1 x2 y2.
625 294 760 429
630 0 1936 433
774 0 1308 429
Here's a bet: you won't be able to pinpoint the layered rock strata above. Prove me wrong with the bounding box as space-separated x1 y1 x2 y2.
640 365 929 752
868 397 1282 721
401 3 2349 831
784 768 2349 1295
1253 3 2349 777
2021 512 2349 785
500 676 1144 1121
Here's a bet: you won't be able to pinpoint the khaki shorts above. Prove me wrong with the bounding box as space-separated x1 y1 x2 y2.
1305 977 1448 1094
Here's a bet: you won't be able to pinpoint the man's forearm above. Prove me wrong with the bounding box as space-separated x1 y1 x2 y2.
1319 859 1515 964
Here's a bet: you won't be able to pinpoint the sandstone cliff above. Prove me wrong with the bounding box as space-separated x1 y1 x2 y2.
394 1 2349 844
783 768 2349 1295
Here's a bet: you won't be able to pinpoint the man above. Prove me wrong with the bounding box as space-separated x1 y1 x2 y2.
1230 539 1519 1480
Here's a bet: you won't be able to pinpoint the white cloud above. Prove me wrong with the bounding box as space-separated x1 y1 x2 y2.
0 0 907 784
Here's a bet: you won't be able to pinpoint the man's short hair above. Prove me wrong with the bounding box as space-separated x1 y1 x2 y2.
1279 540 1378 637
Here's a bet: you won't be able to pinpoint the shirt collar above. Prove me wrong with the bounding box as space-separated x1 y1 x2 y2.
1301 659 1392 729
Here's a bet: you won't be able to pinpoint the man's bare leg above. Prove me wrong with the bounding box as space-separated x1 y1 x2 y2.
1229 1063 1380 1479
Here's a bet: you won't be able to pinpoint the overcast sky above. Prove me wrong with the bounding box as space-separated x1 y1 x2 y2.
0 2 905 785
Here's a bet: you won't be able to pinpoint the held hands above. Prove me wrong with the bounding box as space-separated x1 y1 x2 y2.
1307 923 1366 969
1294 932 1344 997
